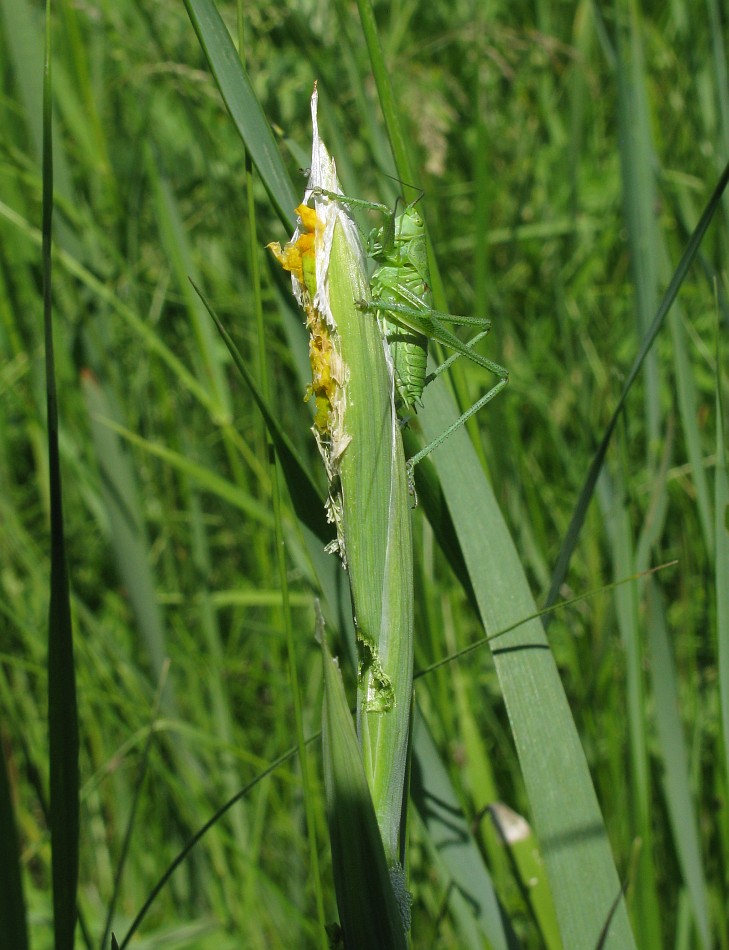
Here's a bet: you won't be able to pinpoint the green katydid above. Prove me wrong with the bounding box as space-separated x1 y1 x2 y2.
312 187 508 487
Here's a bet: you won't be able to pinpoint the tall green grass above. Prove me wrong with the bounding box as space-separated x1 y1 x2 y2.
0 0 727 946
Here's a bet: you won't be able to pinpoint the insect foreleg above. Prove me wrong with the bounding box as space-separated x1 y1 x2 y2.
309 187 392 218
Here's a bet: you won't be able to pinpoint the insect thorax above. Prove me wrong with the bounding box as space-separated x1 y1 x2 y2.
370 264 429 409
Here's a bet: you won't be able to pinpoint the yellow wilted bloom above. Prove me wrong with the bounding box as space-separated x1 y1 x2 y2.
268 206 339 434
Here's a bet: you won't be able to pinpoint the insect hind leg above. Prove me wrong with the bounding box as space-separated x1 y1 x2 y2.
407 359 508 484
424 328 492 387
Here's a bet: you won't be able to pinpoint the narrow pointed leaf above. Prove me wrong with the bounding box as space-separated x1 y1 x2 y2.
183 0 298 228
321 636 407 949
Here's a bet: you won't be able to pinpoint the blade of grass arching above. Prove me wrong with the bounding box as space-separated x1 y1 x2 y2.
716 320 729 810
0 743 28 950
256 208 327 950
619 0 712 556
180 441 251 840
490 804 562 950
82 378 242 901
81 375 221 843
667 298 714 549
544 157 729 616
110 568 672 946
194 280 360 674
353 0 416 193
191 281 331 544
646 581 711 949
114 732 308 950
347 11 630 941
405 436 478 613
598 464 661 946
232 14 327 928
197 274 326 943
100 664 170 950
183 0 298 230
326 0 396 181
472 2 493 318
320 629 408 949
616 0 662 450
54 0 115 200
0 0 79 255
0 200 218 414
416 376 636 948
88 413 274 528
42 4 79 946
82 374 192 680
411 708 520 950
145 149 231 419
707 0 729 187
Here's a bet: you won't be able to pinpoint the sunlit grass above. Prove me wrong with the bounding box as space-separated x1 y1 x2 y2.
0 0 726 946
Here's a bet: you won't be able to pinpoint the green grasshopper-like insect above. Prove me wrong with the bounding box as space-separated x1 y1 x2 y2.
313 187 508 488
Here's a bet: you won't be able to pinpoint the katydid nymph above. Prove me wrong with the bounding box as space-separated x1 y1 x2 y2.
312 187 508 493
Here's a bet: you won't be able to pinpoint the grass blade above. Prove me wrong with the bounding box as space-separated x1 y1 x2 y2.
191 279 331 543
616 0 662 449
43 3 79 946
716 317 729 815
647 582 711 948
601 464 661 945
0 743 28 950
353 0 414 190
82 375 176 679
544 157 729 615
321 630 408 948
183 0 298 228
346 8 634 942
100 666 170 950
417 377 635 948
411 708 519 950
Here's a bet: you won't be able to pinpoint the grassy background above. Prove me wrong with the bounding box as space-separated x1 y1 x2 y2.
1 0 727 946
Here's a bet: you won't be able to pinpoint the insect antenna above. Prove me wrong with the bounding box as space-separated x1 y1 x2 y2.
381 172 424 208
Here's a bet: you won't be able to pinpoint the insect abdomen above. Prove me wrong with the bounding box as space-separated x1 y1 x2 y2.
384 321 427 408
